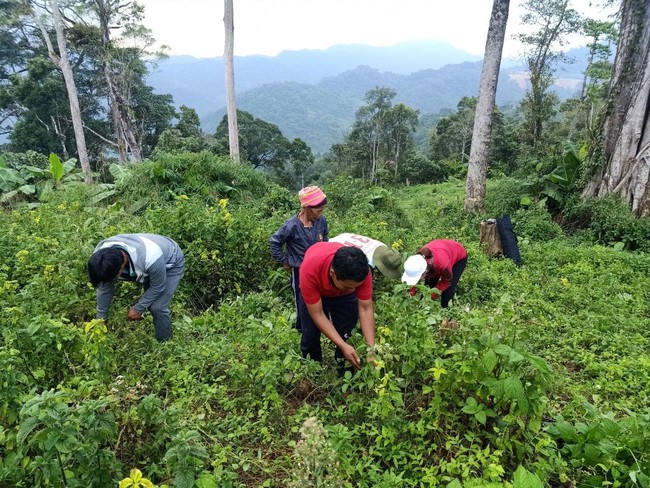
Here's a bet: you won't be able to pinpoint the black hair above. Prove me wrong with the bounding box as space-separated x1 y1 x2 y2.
88 247 124 287
308 197 327 208
332 246 368 282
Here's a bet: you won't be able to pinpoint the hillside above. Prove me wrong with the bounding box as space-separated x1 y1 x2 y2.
148 44 592 153
1 164 648 486
147 40 482 118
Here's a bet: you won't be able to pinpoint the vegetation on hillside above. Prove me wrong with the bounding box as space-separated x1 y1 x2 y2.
0 159 649 486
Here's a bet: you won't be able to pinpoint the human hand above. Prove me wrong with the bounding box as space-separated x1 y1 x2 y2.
341 343 361 369
283 263 291 271
127 307 143 321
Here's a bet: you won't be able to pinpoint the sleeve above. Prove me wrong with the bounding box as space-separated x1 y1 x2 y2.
299 262 321 305
435 266 453 295
355 271 373 301
96 281 115 319
269 221 291 264
134 258 167 312
322 217 329 242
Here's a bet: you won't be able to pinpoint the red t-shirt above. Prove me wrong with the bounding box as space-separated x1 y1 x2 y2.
299 242 373 305
423 240 467 295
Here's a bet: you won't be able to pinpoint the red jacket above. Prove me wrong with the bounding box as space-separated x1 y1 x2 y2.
422 240 467 297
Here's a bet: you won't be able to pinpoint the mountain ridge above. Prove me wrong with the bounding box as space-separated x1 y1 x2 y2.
147 42 590 153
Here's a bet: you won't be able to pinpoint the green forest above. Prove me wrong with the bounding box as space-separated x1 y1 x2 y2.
1 0 649 487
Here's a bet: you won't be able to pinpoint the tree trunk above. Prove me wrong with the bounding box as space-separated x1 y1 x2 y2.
479 219 503 256
582 0 650 216
464 0 510 212
103 68 143 161
224 0 240 163
93 0 143 162
34 0 92 183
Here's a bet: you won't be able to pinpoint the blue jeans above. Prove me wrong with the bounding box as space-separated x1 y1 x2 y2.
299 293 358 363
145 254 185 341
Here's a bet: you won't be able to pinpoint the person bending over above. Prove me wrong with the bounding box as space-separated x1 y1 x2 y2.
88 233 185 341
299 242 376 371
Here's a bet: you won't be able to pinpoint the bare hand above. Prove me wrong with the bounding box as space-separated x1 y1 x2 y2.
127 307 143 321
341 344 361 369
283 263 291 271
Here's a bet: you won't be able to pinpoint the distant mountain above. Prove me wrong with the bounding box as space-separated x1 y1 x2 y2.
147 40 482 119
147 43 591 154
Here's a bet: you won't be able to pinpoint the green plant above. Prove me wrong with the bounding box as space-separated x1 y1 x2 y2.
548 403 650 487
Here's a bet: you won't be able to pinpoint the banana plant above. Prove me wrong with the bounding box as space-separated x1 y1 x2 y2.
0 155 36 205
542 141 587 204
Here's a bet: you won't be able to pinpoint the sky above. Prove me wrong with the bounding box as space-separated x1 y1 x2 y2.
137 0 617 59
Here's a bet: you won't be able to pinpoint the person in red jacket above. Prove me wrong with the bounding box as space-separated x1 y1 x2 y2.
402 239 467 308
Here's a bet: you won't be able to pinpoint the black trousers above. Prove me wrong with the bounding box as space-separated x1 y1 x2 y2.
299 293 358 363
425 257 467 308
290 267 303 330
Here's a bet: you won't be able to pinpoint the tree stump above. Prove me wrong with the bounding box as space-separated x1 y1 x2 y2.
479 219 503 257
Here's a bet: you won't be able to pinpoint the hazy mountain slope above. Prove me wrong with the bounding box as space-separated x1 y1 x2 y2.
202 63 534 153
147 40 482 119
149 45 591 153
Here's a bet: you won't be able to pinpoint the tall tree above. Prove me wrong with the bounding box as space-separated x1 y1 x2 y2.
385 102 419 178
87 0 145 161
223 0 239 163
518 0 581 147
582 0 650 216
429 97 477 164
28 0 92 182
215 110 290 170
464 0 510 212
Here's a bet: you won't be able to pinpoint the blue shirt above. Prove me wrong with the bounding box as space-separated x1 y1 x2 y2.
269 214 328 268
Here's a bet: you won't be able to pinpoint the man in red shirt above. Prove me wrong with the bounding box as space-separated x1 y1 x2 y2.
299 242 376 370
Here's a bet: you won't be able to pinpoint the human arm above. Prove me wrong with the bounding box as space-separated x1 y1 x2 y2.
96 281 114 320
133 258 166 312
432 267 452 299
305 300 362 368
269 222 290 265
357 298 375 347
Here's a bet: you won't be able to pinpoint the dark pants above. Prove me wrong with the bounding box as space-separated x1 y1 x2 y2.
299 293 358 364
426 257 467 308
144 254 185 341
290 267 303 331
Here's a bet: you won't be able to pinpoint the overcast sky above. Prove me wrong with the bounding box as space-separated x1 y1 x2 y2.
137 0 617 59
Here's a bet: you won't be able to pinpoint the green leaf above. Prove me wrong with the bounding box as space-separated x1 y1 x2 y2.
494 344 512 356
551 419 578 442
446 480 463 488
49 153 64 183
462 397 479 414
512 465 543 488
483 349 498 372
475 410 487 425
17 417 40 444
196 473 219 488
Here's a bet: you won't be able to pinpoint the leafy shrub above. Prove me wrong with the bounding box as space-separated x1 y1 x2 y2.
548 403 650 487
513 206 563 242
115 151 271 211
147 196 274 309
484 177 530 217
397 154 450 184
563 196 650 251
